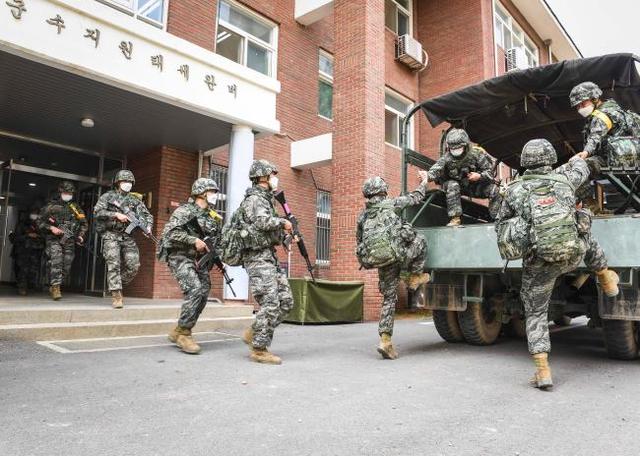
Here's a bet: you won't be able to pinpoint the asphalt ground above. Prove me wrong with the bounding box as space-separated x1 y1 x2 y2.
1 318 639 456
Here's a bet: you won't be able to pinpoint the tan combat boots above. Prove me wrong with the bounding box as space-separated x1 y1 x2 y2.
596 269 620 297
168 326 201 354
531 353 553 390
49 285 62 301
111 290 123 309
377 333 399 360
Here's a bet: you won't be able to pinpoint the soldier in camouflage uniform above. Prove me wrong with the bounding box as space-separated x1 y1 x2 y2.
12 206 44 295
238 159 294 365
37 181 88 300
356 172 431 360
158 178 222 355
427 128 501 226
496 139 619 390
94 170 153 309
570 81 638 169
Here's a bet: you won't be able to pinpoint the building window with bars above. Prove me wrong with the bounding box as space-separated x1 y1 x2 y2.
315 190 331 266
209 162 229 218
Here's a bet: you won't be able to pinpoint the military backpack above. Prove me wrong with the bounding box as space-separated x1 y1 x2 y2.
356 201 402 269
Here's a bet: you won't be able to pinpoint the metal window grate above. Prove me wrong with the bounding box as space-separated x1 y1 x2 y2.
209 162 228 218
315 190 331 266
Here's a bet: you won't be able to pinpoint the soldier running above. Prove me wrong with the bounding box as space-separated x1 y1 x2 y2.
158 178 222 355
12 206 44 295
94 170 153 309
356 172 431 360
496 139 619 390
37 181 88 300
427 128 501 226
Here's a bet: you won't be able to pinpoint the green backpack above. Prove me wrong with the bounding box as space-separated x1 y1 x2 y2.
356 202 401 269
219 207 246 267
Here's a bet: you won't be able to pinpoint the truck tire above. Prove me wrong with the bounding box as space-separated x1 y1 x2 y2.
457 297 503 345
433 310 464 343
553 316 572 327
602 319 639 360
505 315 527 339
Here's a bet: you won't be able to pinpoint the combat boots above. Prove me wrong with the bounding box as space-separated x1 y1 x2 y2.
596 269 620 297
249 347 282 365
111 290 123 309
50 285 62 301
530 353 553 390
169 326 201 354
241 327 254 346
377 333 398 360
447 216 461 227
406 272 431 291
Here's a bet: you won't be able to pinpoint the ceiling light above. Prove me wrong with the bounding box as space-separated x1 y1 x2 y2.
81 118 95 128
28 182 36 187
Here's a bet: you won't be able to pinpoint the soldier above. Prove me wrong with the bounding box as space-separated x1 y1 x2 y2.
427 128 501 226
238 159 295 365
12 206 44 295
37 181 88 300
94 170 153 309
570 81 638 168
496 139 619 390
356 172 431 360
158 178 222 355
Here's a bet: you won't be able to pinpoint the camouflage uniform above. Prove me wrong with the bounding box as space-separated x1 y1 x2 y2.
158 179 222 330
427 129 500 219
37 182 88 286
93 170 153 292
356 176 427 336
13 212 44 291
496 140 607 355
240 182 294 349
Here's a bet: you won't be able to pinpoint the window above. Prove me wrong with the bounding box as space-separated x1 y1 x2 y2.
97 0 167 27
216 0 278 77
385 90 413 149
385 0 411 35
493 1 539 67
318 50 334 120
315 191 331 266
209 163 228 218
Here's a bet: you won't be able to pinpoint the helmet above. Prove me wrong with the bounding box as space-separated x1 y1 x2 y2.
114 169 135 185
191 178 219 196
569 82 603 107
58 180 75 193
520 139 558 168
445 129 471 150
249 159 278 180
362 176 389 198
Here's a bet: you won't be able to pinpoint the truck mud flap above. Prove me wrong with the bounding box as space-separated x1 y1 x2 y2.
417 273 493 311
599 269 640 321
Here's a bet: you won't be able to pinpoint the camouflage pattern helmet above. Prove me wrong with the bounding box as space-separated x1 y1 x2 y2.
445 129 471 150
569 82 603 107
249 159 278 179
58 180 75 193
191 177 219 196
114 169 135 185
362 176 389 198
520 139 558 168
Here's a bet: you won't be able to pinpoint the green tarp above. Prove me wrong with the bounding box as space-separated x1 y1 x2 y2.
286 278 364 324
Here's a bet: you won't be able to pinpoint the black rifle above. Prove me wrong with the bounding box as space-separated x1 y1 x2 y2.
48 217 79 244
273 190 316 283
187 218 237 297
109 201 158 244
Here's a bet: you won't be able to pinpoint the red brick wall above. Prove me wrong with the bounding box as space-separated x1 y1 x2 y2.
167 0 217 52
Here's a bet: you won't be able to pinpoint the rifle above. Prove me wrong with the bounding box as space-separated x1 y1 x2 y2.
109 201 158 244
273 190 316 283
48 217 79 244
195 236 237 298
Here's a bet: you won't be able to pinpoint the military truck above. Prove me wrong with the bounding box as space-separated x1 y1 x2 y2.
401 53 640 360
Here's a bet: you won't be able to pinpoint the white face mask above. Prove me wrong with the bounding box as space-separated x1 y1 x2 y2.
578 103 595 118
206 192 218 205
269 175 279 191
450 148 465 157
29 214 38 221
120 182 133 192
61 193 73 202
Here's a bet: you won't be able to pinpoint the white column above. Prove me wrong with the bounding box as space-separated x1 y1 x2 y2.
224 125 254 300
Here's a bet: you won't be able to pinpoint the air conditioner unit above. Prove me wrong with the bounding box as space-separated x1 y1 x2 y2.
505 47 529 72
395 34 428 71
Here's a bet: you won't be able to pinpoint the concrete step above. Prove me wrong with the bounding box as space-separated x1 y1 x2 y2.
0 303 253 325
0 316 254 341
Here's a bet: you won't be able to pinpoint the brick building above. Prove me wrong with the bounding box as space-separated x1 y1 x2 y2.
0 0 579 319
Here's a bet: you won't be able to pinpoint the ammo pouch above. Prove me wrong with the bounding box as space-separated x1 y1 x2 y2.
496 216 530 261
606 137 639 169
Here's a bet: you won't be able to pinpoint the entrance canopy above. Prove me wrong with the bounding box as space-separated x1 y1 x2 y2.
419 53 640 168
